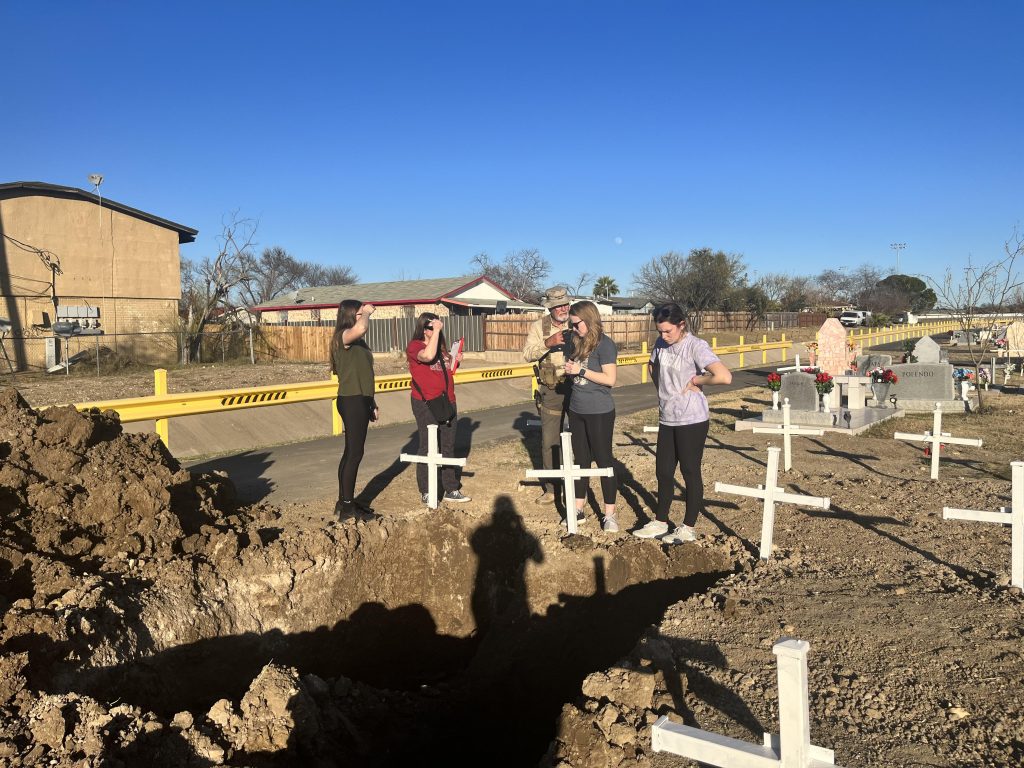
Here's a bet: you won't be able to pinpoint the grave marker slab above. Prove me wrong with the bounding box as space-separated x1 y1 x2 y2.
889 362 955 402
943 461 1023 588
816 319 849 375
652 638 843 768
1006 321 1024 357
780 372 819 412
855 354 893 376
912 336 942 364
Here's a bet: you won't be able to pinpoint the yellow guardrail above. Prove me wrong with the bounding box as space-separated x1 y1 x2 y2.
75 335 803 448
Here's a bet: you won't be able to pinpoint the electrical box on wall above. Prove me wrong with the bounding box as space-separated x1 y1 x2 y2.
56 306 101 328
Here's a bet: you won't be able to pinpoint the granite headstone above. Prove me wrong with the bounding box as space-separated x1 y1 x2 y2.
780 371 819 411
1005 321 1024 357
856 354 893 376
890 362 955 401
913 336 943 364
816 318 850 375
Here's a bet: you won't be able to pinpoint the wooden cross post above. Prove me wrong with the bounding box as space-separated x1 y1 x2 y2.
776 354 805 373
400 424 467 509
943 461 1023 588
752 399 825 471
652 638 843 768
714 447 830 559
526 431 614 533
893 402 982 480
643 425 659 433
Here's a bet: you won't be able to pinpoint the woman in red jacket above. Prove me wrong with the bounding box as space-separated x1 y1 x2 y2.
406 313 471 505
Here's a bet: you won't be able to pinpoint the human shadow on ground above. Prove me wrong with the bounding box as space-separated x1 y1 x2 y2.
187 450 275 504
805 438 881 477
634 629 765 736
452 413 482 459
707 434 767 468
63 496 728 767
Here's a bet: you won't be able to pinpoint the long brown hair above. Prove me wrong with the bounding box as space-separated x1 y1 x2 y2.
568 300 604 361
411 312 449 362
330 299 364 373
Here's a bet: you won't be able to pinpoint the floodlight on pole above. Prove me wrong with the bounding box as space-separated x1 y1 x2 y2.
890 242 906 273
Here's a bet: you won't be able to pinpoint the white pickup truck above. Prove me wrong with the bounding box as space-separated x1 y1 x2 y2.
838 310 871 327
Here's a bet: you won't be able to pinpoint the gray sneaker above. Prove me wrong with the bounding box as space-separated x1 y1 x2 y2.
421 493 430 505
602 515 620 533
632 520 669 539
444 489 472 503
662 524 697 543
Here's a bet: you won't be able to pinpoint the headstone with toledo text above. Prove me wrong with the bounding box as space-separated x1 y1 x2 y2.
888 361 963 411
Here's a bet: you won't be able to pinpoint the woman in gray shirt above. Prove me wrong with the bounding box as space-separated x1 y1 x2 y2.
562 300 619 532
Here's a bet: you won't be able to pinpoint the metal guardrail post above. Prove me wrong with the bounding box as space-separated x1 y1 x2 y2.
154 369 169 447
738 335 745 367
641 341 648 383
330 374 343 436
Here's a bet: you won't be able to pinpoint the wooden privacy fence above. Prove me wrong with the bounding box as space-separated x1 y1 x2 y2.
483 313 654 352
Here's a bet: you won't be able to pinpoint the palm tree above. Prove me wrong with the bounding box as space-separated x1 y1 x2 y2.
593 275 619 298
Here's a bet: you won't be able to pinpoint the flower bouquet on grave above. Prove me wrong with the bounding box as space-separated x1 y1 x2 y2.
978 366 991 389
814 371 834 413
869 367 898 384
766 372 782 409
804 341 818 366
994 337 1007 349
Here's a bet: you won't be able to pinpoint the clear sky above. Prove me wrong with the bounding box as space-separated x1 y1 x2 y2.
4 1 1021 293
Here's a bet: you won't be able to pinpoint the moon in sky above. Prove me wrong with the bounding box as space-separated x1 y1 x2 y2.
613 236 623 245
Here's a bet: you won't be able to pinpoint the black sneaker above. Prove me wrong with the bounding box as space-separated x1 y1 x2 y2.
443 489 472 503
334 500 357 522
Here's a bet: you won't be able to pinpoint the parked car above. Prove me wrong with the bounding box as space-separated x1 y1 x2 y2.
838 310 871 327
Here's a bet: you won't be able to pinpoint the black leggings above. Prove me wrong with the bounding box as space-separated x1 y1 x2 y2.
568 409 617 504
337 395 373 502
656 420 710 526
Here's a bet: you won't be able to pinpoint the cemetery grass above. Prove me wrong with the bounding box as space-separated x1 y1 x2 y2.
270 383 1023 766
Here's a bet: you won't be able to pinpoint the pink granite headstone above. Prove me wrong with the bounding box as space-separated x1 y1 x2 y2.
816 318 849 375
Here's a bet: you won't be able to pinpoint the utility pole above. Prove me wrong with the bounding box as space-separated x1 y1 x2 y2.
890 242 906 273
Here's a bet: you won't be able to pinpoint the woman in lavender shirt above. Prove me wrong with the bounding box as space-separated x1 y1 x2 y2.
633 303 732 543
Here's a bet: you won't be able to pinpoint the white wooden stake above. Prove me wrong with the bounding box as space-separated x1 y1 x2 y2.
776 354 804 373
643 425 660 433
943 461 1024 588
893 402 982 480
715 447 830 559
526 431 614 533
400 424 467 509
752 399 825 471
652 638 842 768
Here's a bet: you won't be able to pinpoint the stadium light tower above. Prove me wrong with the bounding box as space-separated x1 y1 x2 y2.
890 242 906 273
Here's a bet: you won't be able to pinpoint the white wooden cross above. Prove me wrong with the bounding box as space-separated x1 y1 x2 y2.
652 638 843 768
643 425 660 433
714 447 830 559
400 424 467 510
943 461 1023 588
893 402 982 480
752 399 825 471
526 431 614 534
776 354 808 373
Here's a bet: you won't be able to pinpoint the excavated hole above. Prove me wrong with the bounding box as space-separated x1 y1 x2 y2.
62 499 731 765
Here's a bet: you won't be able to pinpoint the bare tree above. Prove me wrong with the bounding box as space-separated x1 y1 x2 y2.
925 228 1024 410
471 248 550 300
632 248 747 333
179 213 258 363
305 263 358 288
564 271 595 298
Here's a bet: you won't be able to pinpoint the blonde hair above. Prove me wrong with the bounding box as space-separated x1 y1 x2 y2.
568 300 604 361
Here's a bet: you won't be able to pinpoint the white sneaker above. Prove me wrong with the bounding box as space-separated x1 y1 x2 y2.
632 520 669 539
662 525 697 543
602 516 620 533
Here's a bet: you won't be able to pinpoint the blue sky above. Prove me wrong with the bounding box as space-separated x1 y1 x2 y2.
4 1 1022 293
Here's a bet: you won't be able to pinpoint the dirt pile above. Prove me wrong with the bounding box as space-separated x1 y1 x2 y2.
0 388 735 766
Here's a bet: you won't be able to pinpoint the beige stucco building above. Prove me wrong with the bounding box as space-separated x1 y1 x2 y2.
0 181 196 370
